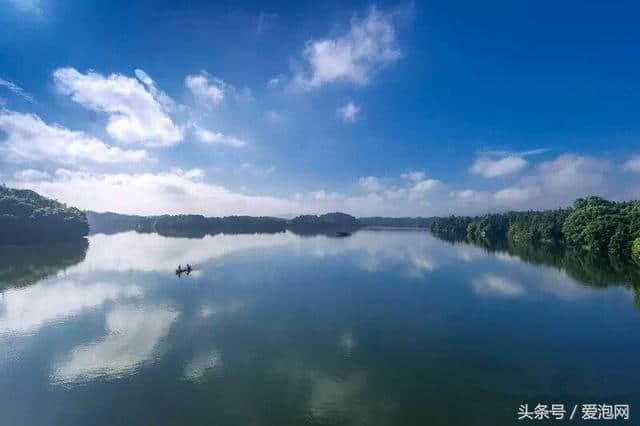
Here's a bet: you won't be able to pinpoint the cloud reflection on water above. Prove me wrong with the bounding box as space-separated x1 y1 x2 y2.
52 305 178 384
0 280 141 335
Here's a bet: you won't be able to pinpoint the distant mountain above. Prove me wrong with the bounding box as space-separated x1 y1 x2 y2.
0 186 88 244
85 211 147 235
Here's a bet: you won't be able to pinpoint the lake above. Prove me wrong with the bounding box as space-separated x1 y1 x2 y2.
1 229 639 425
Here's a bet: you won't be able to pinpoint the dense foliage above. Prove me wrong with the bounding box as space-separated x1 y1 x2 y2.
136 214 288 237
430 196 640 264
0 186 88 244
288 212 359 235
429 216 473 241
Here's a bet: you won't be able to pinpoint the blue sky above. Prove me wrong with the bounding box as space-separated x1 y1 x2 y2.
1 0 639 216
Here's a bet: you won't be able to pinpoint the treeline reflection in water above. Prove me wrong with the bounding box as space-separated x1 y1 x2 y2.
0 239 88 290
433 234 640 308
2 228 639 307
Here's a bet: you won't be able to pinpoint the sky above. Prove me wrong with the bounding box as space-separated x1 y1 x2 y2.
1 0 640 217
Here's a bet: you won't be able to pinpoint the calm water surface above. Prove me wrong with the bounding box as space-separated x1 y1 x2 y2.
1 230 639 425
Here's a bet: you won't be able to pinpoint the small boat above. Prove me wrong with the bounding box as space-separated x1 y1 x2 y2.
175 264 193 275
335 231 351 237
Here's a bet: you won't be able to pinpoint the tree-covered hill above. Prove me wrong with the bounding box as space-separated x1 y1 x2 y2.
0 186 89 244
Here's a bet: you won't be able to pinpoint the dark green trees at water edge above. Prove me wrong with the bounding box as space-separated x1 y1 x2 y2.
430 196 640 264
0 186 89 244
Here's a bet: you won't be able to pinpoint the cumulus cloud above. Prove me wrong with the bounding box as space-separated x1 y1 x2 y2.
470 155 527 178
493 186 541 204
0 78 35 103
345 153 617 216
185 72 225 105
358 176 385 192
623 156 640 173
53 67 182 147
133 69 153 86
192 125 247 147
13 169 50 181
409 179 441 200
10 168 299 216
0 110 148 165
491 154 611 209
294 7 404 89
337 101 360 123
535 154 608 193
400 170 426 182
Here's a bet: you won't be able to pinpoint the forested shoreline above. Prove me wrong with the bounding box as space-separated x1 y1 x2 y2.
0 186 89 244
86 211 434 237
430 196 640 264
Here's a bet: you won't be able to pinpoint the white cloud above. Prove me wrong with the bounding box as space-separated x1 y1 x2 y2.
52 306 178 383
344 152 616 216
494 186 541 204
490 154 610 209
535 154 608 193
337 101 360 123
53 67 182 147
408 179 441 202
311 189 344 201
358 176 385 192
0 110 148 165
295 7 403 89
185 72 225 105
470 155 527 178
623 156 640 173
0 78 35 103
192 125 247 148
411 179 440 192
400 170 426 182
133 69 153 86
13 168 50 181
10 168 299 216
